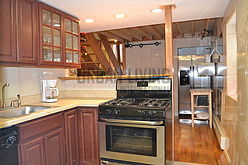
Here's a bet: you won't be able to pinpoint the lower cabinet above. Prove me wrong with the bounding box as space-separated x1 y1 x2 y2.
18 107 100 165
45 129 66 165
19 137 45 165
78 108 100 165
18 113 66 165
64 109 80 165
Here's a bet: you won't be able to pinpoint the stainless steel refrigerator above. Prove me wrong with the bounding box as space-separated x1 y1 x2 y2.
177 45 224 117
178 54 211 115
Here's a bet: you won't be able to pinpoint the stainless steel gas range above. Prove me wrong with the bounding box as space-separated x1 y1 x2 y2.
98 78 172 165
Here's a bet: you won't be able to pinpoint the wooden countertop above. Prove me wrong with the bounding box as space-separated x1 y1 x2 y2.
0 98 112 129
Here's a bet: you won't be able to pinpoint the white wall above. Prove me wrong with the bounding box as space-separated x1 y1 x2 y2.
126 40 165 75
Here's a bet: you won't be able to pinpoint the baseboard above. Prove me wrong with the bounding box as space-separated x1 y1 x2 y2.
213 115 229 150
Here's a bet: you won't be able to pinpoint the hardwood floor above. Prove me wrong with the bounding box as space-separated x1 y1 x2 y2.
174 118 228 165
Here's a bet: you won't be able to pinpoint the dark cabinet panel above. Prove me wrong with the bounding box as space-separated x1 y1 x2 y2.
0 0 17 63
17 0 38 64
64 110 80 165
78 108 100 165
19 137 45 165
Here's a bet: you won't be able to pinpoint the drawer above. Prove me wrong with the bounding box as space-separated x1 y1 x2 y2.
18 113 63 141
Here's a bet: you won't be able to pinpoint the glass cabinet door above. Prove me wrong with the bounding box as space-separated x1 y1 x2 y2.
65 19 80 64
41 9 62 63
42 10 52 26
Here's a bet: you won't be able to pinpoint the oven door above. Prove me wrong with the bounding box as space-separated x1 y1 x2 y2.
98 120 165 165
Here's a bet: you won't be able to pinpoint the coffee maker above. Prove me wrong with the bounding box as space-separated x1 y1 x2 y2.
41 80 59 103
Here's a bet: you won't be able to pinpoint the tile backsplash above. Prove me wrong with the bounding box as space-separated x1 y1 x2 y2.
0 67 67 105
0 67 116 105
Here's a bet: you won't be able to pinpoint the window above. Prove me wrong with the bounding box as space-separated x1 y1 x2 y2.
226 11 237 100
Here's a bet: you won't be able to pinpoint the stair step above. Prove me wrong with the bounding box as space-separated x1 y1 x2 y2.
81 61 100 64
81 43 90 47
77 69 106 76
82 53 95 56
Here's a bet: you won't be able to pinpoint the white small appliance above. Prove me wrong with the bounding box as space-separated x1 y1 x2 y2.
41 80 59 103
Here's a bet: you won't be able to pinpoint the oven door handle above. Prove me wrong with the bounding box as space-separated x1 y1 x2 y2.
99 118 164 126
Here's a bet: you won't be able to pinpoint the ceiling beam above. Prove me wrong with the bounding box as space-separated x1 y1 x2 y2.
134 27 152 40
85 33 117 75
205 19 210 30
216 18 223 37
146 26 163 39
191 21 194 36
98 34 123 75
155 24 165 38
176 22 183 37
109 30 133 41
99 31 124 43
122 29 143 41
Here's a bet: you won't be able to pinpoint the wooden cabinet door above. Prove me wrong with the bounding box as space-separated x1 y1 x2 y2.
44 129 66 165
78 108 100 165
19 137 45 165
0 0 17 63
64 110 80 165
17 0 38 64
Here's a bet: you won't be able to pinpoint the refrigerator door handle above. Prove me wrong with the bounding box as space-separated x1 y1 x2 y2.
189 66 194 89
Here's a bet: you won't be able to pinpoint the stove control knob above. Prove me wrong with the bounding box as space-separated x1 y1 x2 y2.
113 109 120 115
148 111 156 116
105 109 112 114
138 110 146 116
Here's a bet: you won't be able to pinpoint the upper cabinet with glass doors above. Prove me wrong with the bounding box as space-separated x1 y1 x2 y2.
64 17 80 67
39 3 81 68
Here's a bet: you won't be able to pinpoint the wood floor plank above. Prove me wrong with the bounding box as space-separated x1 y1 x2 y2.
174 118 228 165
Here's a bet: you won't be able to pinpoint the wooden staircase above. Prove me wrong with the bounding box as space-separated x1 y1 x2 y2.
78 33 123 76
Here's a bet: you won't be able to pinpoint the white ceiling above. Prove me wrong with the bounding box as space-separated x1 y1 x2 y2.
39 0 231 33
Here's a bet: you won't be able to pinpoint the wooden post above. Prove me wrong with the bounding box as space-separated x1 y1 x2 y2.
162 5 174 74
161 5 175 163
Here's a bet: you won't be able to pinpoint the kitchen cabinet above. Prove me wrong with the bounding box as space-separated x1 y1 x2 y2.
39 2 81 68
0 0 17 63
64 16 81 67
78 108 100 165
19 137 45 165
64 109 80 165
18 107 99 165
18 113 66 165
0 0 38 64
17 0 38 64
45 129 66 165
39 3 64 66
0 0 80 68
